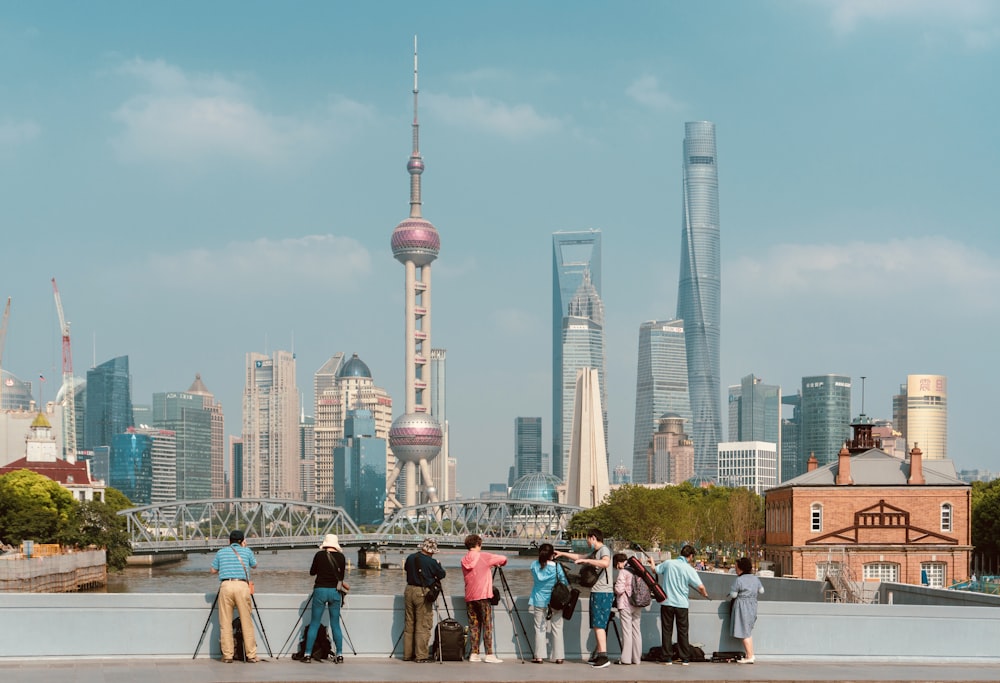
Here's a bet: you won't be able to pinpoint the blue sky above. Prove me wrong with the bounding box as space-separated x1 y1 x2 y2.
1 1 998 496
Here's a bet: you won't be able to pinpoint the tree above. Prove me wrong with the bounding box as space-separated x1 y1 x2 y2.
0 469 77 545
971 479 1000 561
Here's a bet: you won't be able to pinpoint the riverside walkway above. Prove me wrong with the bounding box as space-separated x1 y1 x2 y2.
7 657 1000 683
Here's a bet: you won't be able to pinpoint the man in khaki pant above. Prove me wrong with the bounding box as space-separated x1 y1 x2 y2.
211 530 258 662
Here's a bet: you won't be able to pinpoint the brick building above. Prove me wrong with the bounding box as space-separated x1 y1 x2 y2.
762 415 970 589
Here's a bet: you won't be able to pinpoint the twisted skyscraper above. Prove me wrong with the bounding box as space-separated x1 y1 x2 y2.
676 122 722 480
386 39 443 510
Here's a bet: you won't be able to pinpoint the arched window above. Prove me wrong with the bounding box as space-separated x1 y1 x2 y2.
941 503 953 532
810 503 823 532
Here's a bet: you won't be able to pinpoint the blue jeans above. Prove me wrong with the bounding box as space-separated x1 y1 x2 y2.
305 587 343 656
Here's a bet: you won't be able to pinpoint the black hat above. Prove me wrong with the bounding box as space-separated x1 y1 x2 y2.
229 530 245 543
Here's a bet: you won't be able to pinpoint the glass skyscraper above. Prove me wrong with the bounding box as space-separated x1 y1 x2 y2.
334 409 387 526
676 121 722 480
552 230 604 482
84 355 134 452
515 417 543 479
799 374 852 467
632 319 691 484
153 391 212 500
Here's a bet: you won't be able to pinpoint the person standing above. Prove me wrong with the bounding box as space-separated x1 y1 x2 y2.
729 557 764 664
403 537 446 663
301 534 347 663
528 543 566 664
652 544 708 665
554 527 612 668
613 553 643 666
461 533 507 663
210 529 258 663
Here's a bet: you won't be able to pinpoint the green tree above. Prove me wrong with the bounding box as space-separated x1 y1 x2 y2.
0 469 77 545
971 479 1000 560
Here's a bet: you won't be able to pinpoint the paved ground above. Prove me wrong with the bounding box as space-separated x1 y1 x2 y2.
5 656 999 683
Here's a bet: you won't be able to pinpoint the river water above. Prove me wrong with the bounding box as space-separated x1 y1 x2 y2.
105 548 539 597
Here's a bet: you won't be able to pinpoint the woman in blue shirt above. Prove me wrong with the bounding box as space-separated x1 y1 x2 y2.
529 543 566 663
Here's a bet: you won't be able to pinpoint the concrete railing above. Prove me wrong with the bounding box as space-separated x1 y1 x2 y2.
2 588 1000 661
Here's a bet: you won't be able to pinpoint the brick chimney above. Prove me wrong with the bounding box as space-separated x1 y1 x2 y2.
836 444 853 485
807 452 819 472
908 443 925 485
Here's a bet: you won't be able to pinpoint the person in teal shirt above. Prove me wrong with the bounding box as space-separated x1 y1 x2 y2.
652 544 708 665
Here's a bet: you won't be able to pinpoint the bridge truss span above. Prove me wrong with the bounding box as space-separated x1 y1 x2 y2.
119 498 362 554
376 499 582 550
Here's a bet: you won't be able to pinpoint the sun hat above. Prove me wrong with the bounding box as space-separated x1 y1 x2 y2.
421 537 439 554
321 534 342 551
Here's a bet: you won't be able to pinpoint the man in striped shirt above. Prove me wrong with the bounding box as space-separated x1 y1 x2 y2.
210 530 258 662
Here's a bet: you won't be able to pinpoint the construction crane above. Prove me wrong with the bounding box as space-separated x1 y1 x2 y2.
0 297 10 411
52 279 76 459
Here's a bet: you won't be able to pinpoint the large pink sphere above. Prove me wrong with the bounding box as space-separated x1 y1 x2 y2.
391 218 440 267
389 412 442 464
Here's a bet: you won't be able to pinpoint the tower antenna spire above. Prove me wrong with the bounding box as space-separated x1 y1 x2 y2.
408 34 423 219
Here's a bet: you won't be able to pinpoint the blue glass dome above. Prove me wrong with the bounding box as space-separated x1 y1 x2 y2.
338 353 372 379
510 472 561 503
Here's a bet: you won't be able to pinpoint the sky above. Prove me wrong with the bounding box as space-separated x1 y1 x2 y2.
1 1 999 497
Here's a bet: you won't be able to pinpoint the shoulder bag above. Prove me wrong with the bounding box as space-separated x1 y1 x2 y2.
549 563 572 610
232 547 254 595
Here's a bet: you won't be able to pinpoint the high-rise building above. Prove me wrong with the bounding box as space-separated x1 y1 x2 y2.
152 390 213 500
717 441 778 495
736 374 782 479
648 413 694 484
632 319 690 483
84 355 133 452
902 374 948 460
387 40 443 511
299 413 315 503
799 374 852 466
676 121 722 480
334 408 387 526
186 374 225 499
313 353 393 508
429 348 449 502
111 427 176 506
552 230 603 482
229 436 243 498
242 350 300 499
515 417 543 479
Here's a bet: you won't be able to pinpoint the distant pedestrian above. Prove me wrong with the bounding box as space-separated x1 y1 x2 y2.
729 557 764 664
461 534 507 663
555 527 612 668
528 543 565 664
403 537 446 663
300 534 347 663
652 544 708 665
210 530 258 663
613 553 642 665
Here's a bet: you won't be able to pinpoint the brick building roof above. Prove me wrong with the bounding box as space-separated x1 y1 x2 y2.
778 448 967 488
0 458 98 487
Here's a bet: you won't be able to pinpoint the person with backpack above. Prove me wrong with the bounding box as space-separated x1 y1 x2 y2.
402 537 446 663
529 543 566 664
554 527 612 668
652 544 709 665
300 534 347 663
613 553 648 665
209 529 258 663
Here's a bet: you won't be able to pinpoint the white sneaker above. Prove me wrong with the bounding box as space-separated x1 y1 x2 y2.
483 654 503 663
467 653 481 662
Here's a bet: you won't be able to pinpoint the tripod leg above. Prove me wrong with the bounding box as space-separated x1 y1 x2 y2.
250 594 274 658
497 567 533 660
193 590 220 659
279 590 313 658
340 612 357 656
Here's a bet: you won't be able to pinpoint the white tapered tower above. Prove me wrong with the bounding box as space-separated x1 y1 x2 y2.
386 37 443 510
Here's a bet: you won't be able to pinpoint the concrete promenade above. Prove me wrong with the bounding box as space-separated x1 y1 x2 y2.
6 657 1000 683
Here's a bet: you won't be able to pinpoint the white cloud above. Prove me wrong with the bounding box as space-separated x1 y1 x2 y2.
824 0 995 37
729 236 1000 311
0 119 41 146
423 92 561 140
146 234 372 293
625 75 682 111
111 58 373 164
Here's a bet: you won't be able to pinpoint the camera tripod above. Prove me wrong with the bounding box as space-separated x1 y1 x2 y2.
193 587 273 660
492 565 533 661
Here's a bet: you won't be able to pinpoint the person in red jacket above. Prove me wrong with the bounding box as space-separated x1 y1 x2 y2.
461 534 507 663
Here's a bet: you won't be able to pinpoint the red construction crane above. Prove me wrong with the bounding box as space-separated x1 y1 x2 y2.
52 279 76 459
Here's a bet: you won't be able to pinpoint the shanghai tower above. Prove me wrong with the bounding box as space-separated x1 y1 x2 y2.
676 121 722 480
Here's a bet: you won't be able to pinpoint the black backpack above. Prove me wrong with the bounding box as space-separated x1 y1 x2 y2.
292 624 332 661
232 617 247 662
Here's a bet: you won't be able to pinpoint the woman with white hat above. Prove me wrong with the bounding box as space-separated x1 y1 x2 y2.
302 534 348 662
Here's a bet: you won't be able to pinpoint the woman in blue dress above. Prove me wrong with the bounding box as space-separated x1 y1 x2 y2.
728 556 764 664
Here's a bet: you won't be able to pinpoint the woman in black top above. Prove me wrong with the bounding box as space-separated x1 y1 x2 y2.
302 534 347 662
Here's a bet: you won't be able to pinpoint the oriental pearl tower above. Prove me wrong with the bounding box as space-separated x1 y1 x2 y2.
386 37 443 510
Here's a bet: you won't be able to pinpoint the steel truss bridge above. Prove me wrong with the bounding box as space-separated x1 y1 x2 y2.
118 498 583 555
